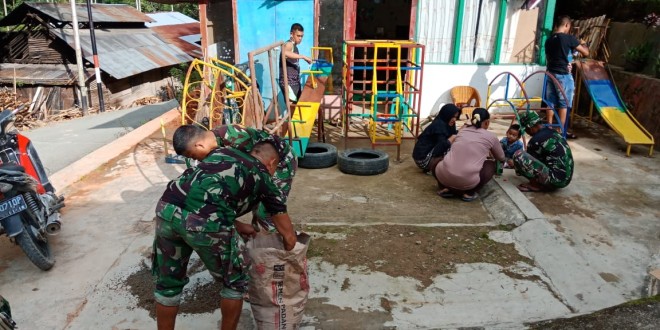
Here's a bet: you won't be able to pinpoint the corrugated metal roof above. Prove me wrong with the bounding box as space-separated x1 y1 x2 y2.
0 3 153 26
150 23 202 58
145 12 198 27
51 28 192 79
0 63 93 86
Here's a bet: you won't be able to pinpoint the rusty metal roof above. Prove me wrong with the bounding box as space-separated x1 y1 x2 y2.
53 28 192 79
51 28 192 79
150 23 202 59
145 12 197 27
0 3 154 26
0 63 93 86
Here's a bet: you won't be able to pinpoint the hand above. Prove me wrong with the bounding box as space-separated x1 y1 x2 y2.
448 135 457 144
235 221 257 240
271 213 297 251
283 234 296 251
303 56 313 64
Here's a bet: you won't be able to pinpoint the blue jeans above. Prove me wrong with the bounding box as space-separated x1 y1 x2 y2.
545 73 574 109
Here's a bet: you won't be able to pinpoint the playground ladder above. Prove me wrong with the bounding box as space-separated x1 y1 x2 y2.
369 43 404 147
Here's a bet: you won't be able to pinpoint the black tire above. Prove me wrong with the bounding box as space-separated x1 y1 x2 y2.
338 149 389 175
298 142 337 169
15 225 54 271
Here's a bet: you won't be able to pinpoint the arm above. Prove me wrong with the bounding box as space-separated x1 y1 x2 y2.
283 41 312 64
491 136 506 162
575 44 589 57
271 213 297 251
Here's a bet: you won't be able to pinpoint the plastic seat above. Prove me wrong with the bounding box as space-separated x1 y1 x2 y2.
450 86 482 118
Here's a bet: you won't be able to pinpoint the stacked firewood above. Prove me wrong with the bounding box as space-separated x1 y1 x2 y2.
0 88 85 129
131 96 161 107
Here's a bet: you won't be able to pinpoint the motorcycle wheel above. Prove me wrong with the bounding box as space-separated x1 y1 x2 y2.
15 225 54 271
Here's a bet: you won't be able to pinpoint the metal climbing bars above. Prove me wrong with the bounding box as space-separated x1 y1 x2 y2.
486 71 567 138
181 58 251 129
342 40 425 160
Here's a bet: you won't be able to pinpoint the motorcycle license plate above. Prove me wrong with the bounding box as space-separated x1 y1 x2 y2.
0 195 27 221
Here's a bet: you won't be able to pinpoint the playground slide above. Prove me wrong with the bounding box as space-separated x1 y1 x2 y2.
575 60 654 156
288 60 333 157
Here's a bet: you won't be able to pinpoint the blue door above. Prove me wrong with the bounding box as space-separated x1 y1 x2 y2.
236 0 315 112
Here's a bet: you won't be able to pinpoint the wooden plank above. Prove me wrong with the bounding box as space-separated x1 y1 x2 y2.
298 74 328 103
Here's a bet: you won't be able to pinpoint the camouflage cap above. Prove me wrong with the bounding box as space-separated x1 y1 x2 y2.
519 111 541 129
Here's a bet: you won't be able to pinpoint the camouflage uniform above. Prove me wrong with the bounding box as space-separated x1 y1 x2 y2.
0 295 15 329
188 125 297 232
153 147 287 306
513 127 574 189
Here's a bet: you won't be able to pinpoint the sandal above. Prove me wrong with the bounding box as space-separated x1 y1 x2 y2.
566 132 578 139
461 193 479 202
437 189 454 198
517 183 542 192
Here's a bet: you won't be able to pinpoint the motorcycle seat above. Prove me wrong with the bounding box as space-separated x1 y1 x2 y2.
0 164 25 172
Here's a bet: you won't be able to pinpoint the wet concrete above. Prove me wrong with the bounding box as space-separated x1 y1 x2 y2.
0 117 657 329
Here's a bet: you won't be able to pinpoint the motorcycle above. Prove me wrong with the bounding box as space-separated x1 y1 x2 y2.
0 106 64 271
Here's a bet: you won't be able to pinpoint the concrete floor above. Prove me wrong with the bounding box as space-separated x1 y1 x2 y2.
0 116 658 329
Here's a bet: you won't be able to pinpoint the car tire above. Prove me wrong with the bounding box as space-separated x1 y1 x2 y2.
298 142 337 169
338 149 389 175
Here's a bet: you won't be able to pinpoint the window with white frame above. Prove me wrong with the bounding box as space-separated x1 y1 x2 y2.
416 0 540 64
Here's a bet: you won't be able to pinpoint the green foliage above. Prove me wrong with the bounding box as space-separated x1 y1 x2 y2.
623 42 654 73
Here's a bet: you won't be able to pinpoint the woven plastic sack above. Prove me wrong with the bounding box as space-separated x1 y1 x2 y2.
247 232 310 330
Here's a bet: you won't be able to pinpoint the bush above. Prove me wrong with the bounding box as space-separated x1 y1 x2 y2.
623 42 653 72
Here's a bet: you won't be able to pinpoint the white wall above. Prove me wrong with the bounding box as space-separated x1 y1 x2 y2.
419 64 546 118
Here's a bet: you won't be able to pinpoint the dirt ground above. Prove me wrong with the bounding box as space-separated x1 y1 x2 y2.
109 118 657 327
6 114 655 328
305 224 525 287
527 295 660 329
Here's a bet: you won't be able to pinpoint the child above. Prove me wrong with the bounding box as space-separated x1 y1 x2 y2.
500 124 523 168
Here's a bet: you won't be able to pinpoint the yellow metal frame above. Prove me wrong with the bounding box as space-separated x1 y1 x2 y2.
369 42 403 145
181 58 250 129
300 46 334 91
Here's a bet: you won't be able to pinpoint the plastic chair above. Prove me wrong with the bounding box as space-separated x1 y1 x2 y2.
450 86 482 118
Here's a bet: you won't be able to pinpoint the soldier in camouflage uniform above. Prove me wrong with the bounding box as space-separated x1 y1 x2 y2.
174 124 297 232
513 111 574 191
0 295 16 330
153 141 297 330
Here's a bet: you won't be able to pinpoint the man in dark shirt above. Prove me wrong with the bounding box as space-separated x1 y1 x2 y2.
152 141 297 330
513 112 574 192
544 15 589 137
280 23 312 103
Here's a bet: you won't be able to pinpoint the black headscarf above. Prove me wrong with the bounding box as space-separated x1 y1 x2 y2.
437 104 461 132
413 104 460 160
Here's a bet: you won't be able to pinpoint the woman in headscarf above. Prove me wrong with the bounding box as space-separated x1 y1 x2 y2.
413 104 461 173
434 108 506 202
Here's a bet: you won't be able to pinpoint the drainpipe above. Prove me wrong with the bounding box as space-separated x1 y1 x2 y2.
70 0 88 115
86 0 105 112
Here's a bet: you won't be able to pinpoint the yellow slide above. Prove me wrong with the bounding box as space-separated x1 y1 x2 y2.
575 60 654 156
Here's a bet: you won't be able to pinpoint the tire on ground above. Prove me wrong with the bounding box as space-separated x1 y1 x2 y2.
298 142 337 169
15 226 55 271
337 149 389 175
